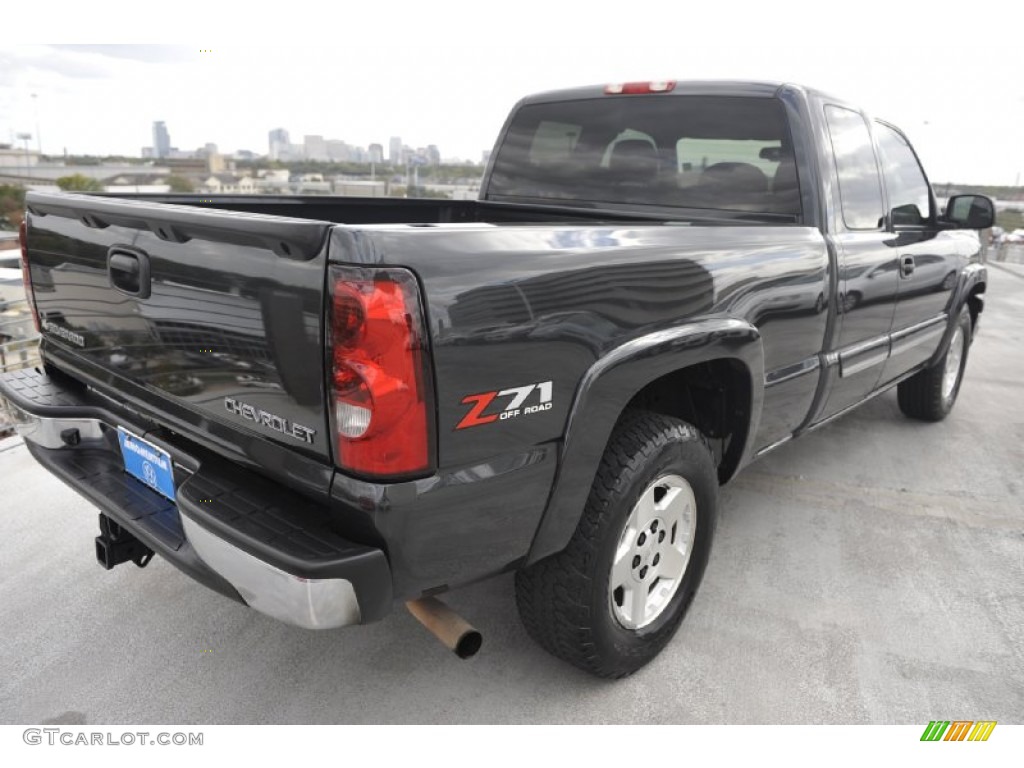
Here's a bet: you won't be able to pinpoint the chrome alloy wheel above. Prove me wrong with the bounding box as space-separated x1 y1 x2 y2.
609 473 697 630
942 325 965 401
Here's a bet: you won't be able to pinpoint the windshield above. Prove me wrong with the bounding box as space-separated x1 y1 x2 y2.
487 95 800 219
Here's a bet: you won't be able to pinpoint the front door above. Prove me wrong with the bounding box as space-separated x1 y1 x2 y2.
873 121 964 385
817 105 900 419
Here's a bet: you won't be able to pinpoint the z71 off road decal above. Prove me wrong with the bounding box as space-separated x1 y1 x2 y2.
456 380 553 430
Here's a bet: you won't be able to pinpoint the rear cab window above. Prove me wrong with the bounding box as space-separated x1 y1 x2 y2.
823 105 885 230
488 95 802 220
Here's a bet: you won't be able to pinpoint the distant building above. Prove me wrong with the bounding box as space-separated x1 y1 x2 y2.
326 140 351 162
258 169 290 182
389 137 402 164
304 135 328 161
268 128 290 161
198 173 257 194
153 122 171 159
255 168 290 193
481 149 492 165
294 173 332 194
0 144 40 167
368 143 384 164
426 145 441 166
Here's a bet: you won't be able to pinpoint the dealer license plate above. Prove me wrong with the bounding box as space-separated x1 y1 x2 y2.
117 427 176 501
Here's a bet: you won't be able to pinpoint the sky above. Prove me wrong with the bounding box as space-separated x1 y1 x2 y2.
2 2 1023 184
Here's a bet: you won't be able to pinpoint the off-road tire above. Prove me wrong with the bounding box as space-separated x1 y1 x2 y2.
897 306 972 422
514 411 717 678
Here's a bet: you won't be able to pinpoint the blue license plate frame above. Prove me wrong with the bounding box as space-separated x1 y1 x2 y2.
116 427 176 502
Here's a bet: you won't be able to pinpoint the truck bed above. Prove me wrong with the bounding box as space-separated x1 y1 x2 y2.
22 189 828 595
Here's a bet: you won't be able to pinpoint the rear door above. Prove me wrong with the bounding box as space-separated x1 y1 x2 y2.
873 122 963 384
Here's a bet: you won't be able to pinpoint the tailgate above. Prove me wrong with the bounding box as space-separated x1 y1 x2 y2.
23 192 333 463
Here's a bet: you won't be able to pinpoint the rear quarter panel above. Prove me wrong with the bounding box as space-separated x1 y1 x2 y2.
330 224 829 584
333 224 830 465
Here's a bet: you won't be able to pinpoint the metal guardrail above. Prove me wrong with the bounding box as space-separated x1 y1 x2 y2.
0 296 40 436
990 243 1024 265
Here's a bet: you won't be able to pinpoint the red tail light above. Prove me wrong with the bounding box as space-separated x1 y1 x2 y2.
328 265 434 478
18 219 41 333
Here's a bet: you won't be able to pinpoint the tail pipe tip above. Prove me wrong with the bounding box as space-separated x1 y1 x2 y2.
405 596 483 659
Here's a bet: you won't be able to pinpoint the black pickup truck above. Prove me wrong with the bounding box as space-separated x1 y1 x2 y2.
1 80 994 678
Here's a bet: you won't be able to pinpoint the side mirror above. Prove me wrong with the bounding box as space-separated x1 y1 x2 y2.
943 194 995 230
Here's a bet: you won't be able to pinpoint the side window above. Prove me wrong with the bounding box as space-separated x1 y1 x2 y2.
824 106 885 230
675 138 782 176
875 122 932 226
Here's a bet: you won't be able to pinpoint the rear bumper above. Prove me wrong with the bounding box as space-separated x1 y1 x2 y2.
0 367 392 629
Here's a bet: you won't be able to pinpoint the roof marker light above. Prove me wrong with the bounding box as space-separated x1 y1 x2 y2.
604 81 676 95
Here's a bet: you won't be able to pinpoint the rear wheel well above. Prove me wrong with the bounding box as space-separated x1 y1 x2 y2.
966 282 985 332
622 359 752 484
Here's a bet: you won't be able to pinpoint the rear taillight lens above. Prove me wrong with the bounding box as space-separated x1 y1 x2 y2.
328 266 433 478
18 219 41 333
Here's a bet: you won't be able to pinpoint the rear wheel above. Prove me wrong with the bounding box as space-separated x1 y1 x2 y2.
514 411 717 678
897 306 972 421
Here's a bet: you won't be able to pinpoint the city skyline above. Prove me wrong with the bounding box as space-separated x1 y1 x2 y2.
261 126 445 165
0 44 500 165
1 16 1023 185
134 120 472 166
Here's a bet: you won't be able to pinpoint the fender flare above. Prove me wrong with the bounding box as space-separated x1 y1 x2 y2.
525 317 765 564
929 263 986 366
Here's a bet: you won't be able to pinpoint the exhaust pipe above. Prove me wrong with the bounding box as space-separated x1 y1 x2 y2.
405 597 482 659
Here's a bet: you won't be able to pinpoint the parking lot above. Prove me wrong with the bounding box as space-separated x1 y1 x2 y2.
1 265 1022 725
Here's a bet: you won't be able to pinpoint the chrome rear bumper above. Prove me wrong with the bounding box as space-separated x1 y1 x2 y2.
0 367 392 629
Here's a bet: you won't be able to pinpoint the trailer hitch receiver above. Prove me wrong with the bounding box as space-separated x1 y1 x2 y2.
95 514 154 569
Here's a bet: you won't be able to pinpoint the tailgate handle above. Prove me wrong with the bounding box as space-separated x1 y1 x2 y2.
108 248 151 298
